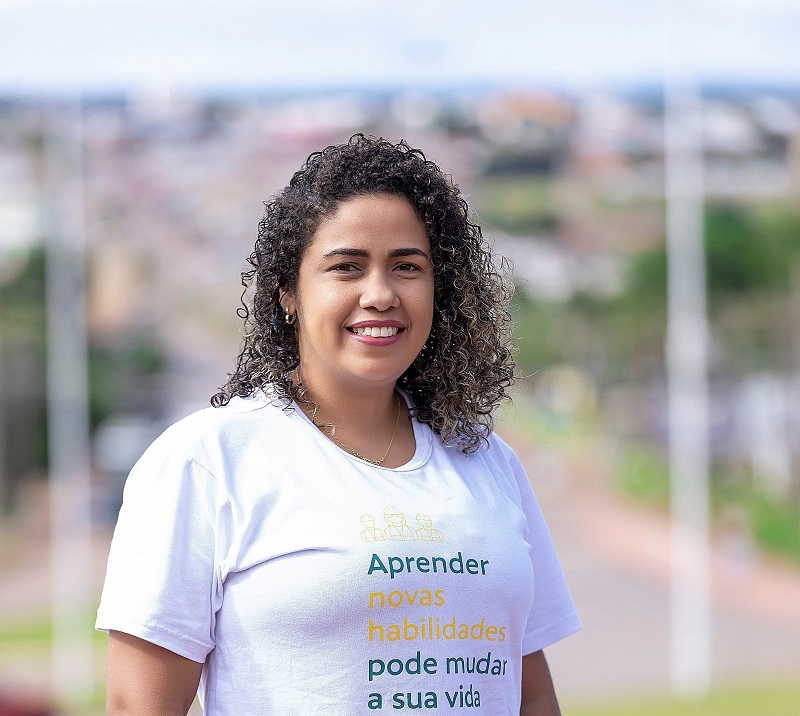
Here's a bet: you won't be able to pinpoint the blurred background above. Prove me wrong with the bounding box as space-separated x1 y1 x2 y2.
0 1 799 714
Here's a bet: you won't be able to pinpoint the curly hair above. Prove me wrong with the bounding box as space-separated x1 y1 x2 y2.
211 134 515 454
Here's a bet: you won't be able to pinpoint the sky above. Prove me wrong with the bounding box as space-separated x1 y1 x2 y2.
0 0 798 94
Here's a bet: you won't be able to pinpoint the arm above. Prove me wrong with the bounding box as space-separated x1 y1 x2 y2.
107 631 204 716
520 650 561 716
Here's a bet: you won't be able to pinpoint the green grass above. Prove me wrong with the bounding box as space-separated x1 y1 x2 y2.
618 442 671 506
0 615 53 646
0 611 105 649
504 392 800 565
0 612 108 715
566 681 800 715
752 492 800 562
615 440 800 564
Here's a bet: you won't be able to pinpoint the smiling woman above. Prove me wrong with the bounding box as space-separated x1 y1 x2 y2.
213 135 517 455
96 135 580 716
281 194 435 419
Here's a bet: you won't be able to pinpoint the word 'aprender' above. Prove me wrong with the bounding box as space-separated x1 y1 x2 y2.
368 552 489 579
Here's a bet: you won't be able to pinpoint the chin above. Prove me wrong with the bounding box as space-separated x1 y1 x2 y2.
345 364 412 389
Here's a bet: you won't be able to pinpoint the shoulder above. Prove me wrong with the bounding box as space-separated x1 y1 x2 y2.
422 417 522 473
462 429 532 502
169 393 284 435
470 429 522 471
120 393 300 511
139 393 293 472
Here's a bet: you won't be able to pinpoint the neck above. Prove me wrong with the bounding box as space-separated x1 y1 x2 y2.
295 370 399 429
294 368 415 468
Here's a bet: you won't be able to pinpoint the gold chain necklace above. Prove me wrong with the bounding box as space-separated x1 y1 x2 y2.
327 392 401 466
294 369 402 466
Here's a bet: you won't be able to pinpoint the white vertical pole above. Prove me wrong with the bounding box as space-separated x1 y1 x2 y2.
44 100 95 705
0 312 6 514
663 0 712 698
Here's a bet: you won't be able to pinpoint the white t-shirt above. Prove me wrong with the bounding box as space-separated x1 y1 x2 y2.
96 392 580 715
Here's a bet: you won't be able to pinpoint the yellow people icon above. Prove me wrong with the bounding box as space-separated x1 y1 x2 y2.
359 514 386 542
383 505 416 541
415 513 444 542
358 507 445 541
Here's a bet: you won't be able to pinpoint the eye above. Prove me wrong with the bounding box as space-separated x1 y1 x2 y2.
330 262 360 273
395 262 422 273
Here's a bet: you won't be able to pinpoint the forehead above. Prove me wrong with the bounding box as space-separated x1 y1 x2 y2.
305 194 430 254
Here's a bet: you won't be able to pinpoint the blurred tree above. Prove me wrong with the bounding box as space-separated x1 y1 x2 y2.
511 289 569 372
618 204 800 376
477 177 560 234
0 246 167 513
89 332 167 426
511 204 800 394
623 204 800 305
0 248 47 513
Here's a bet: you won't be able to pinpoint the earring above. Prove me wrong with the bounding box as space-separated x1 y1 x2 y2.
284 307 296 325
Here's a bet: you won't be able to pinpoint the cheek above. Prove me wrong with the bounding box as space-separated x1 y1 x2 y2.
422 280 435 323
296 284 353 332
411 287 435 339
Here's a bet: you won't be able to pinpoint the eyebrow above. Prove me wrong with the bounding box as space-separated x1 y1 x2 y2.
322 247 430 260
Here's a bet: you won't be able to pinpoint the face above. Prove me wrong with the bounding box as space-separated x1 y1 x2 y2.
282 194 434 395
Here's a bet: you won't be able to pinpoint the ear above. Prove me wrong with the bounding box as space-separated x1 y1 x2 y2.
278 287 295 313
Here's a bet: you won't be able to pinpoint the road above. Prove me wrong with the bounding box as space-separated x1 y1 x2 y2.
506 433 800 702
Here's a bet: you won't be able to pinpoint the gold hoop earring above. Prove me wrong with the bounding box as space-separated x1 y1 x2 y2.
284 307 296 325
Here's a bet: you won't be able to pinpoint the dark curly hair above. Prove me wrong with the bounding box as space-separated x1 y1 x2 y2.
211 134 515 454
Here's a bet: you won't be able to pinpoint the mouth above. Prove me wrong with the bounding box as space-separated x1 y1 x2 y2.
348 326 403 337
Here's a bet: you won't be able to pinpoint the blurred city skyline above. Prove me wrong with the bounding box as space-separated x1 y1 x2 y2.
0 0 799 95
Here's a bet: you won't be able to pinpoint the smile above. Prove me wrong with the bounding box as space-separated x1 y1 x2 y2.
349 326 401 337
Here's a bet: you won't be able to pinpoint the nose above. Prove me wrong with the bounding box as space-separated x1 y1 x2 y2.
359 269 400 311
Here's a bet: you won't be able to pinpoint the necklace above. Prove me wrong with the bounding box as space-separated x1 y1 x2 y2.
327 392 402 466
294 369 402 466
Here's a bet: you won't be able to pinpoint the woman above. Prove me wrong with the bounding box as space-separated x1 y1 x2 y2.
97 135 580 715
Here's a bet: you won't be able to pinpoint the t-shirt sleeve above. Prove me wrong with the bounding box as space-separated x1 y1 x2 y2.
505 446 581 654
95 429 223 663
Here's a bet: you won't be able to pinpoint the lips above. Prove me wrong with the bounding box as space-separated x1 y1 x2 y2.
351 326 400 337
347 320 405 343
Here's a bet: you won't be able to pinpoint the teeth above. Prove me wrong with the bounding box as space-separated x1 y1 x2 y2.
353 326 399 337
